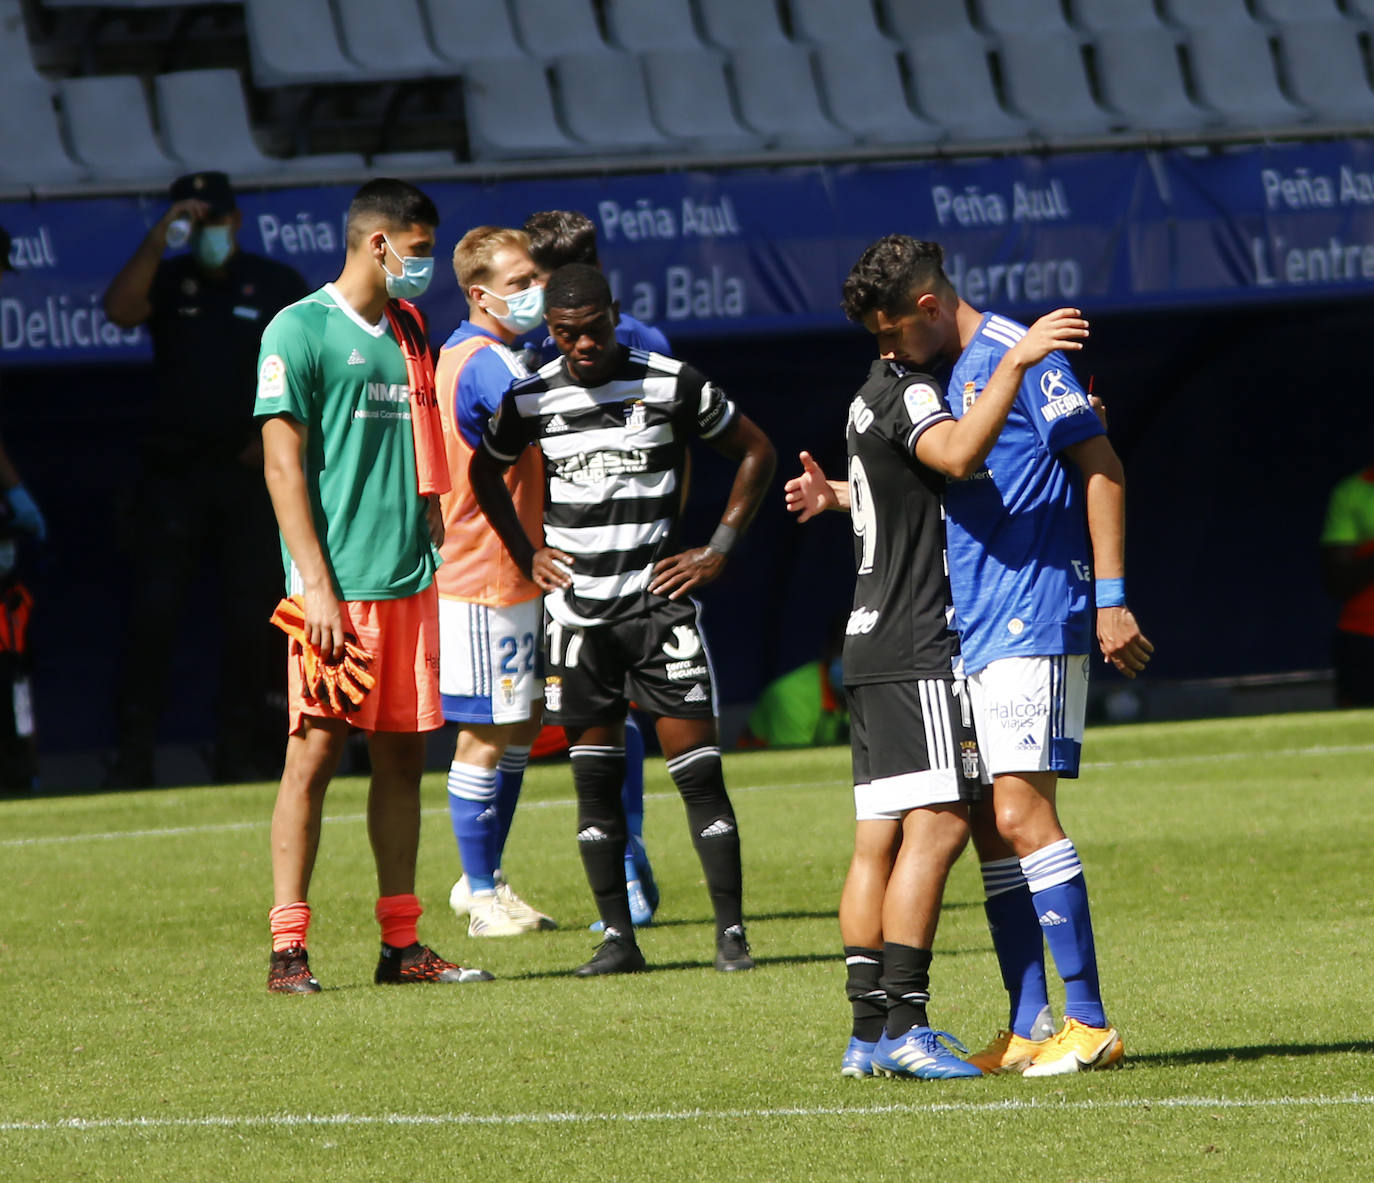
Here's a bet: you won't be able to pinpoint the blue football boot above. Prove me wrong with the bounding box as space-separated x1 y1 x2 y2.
871 1027 982 1080
841 1036 878 1078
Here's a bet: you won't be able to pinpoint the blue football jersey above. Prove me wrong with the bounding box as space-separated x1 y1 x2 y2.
944 312 1105 673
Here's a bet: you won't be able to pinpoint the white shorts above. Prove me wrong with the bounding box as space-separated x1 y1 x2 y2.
967 654 1089 779
439 597 543 725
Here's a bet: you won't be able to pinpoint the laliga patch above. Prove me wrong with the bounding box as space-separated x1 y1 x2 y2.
903 381 943 424
258 354 286 400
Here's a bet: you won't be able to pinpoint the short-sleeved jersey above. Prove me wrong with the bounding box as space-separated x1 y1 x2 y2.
254 283 436 601
1321 466 1374 635
483 346 736 628
434 322 542 606
844 358 961 684
147 251 308 456
944 312 1105 674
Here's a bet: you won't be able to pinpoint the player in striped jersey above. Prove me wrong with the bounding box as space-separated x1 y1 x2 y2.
840 235 1152 1077
471 263 776 976
787 291 1090 1079
434 226 556 938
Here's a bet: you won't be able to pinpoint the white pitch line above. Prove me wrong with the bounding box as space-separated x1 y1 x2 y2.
6 741 1374 849
4 1093 1374 1133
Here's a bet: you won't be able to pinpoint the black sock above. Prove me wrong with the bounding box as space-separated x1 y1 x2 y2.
571 744 633 938
844 946 886 1043
881 942 933 1039
667 745 742 933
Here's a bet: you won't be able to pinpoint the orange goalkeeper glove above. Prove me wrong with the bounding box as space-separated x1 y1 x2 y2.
269 596 376 713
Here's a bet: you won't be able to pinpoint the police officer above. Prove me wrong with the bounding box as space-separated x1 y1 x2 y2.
103 172 308 786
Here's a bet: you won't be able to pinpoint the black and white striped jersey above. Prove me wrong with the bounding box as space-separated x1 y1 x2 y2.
482 346 737 628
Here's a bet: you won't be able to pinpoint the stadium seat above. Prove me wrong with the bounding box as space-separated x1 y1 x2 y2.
814 43 943 146
1 0 44 85
58 74 180 181
697 0 791 49
0 79 89 185
640 48 766 153
369 149 457 171
462 57 583 159
244 0 359 86
974 0 1073 35
1090 28 1218 133
903 32 1030 142
604 0 707 52
279 151 368 173
995 32 1121 138
729 44 855 150
1274 23 1374 124
423 0 529 66
1346 0 1374 25
1251 0 1350 22
1183 24 1310 128
155 68 284 176
789 0 892 45
40 0 235 7
508 0 606 59
881 0 987 41
1069 0 1171 32
1158 0 1265 30
332 0 453 79
551 51 680 154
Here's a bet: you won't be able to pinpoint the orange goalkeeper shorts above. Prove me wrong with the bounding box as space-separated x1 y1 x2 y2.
287 584 442 735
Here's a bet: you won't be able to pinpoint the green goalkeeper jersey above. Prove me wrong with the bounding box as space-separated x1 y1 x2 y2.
254 283 436 601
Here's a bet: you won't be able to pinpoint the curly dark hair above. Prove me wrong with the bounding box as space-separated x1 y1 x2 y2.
544 262 612 313
841 234 950 323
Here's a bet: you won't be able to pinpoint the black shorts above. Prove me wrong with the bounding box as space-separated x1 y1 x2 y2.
543 598 717 727
848 678 982 819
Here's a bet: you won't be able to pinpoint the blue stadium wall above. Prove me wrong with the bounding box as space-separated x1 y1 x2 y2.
4 140 1372 753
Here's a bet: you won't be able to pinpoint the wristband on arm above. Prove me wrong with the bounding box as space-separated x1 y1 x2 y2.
707 523 738 556
1095 577 1126 608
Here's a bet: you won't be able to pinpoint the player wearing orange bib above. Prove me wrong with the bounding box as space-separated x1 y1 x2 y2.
435 226 556 937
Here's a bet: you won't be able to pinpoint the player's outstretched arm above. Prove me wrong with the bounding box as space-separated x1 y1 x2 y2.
649 413 776 600
261 415 346 661
784 451 851 520
915 307 1089 480
469 447 572 592
1062 434 1154 678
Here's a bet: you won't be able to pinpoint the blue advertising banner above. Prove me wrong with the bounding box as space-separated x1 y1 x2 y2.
4 138 1374 367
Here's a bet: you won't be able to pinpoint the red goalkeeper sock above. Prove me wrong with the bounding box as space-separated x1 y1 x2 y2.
269 901 311 952
375 893 422 949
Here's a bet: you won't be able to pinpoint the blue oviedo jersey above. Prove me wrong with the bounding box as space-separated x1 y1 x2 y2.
944 313 1105 673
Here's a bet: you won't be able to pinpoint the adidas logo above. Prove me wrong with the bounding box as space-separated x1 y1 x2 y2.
1038 909 1068 927
1017 733 1040 749
346 348 366 366
577 825 613 843
683 683 709 703
545 413 571 433
699 818 736 839
475 807 497 824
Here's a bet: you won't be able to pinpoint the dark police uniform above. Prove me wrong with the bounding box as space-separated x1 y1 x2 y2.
113 247 307 784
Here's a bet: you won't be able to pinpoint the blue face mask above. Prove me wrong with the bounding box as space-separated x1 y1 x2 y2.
479 283 545 334
194 224 233 269
382 235 434 300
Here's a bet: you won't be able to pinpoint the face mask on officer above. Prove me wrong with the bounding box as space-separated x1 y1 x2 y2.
381 235 435 300
194 224 234 269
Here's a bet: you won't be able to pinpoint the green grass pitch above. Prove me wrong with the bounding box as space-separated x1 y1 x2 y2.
3 710 1372 1181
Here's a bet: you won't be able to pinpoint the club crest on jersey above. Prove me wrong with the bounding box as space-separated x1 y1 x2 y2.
903 381 943 424
623 399 647 429
499 676 517 707
962 381 978 413
544 676 562 713
960 740 980 780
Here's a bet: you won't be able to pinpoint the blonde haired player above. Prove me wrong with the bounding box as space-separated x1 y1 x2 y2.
435 226 556 936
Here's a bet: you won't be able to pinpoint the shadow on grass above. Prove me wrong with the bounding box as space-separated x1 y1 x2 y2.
1126 1041 1374 1069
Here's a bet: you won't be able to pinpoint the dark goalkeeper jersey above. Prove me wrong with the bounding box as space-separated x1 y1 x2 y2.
843 358 961 684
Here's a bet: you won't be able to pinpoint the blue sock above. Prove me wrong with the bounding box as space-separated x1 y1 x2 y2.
1022 838 1106 1029
447 761 498 894
981 858 1052 1038
493 744 530 871
622 717 646 843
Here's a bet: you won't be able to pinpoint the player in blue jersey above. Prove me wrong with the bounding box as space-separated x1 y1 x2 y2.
836 235 1152 1076
522 209 667 927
